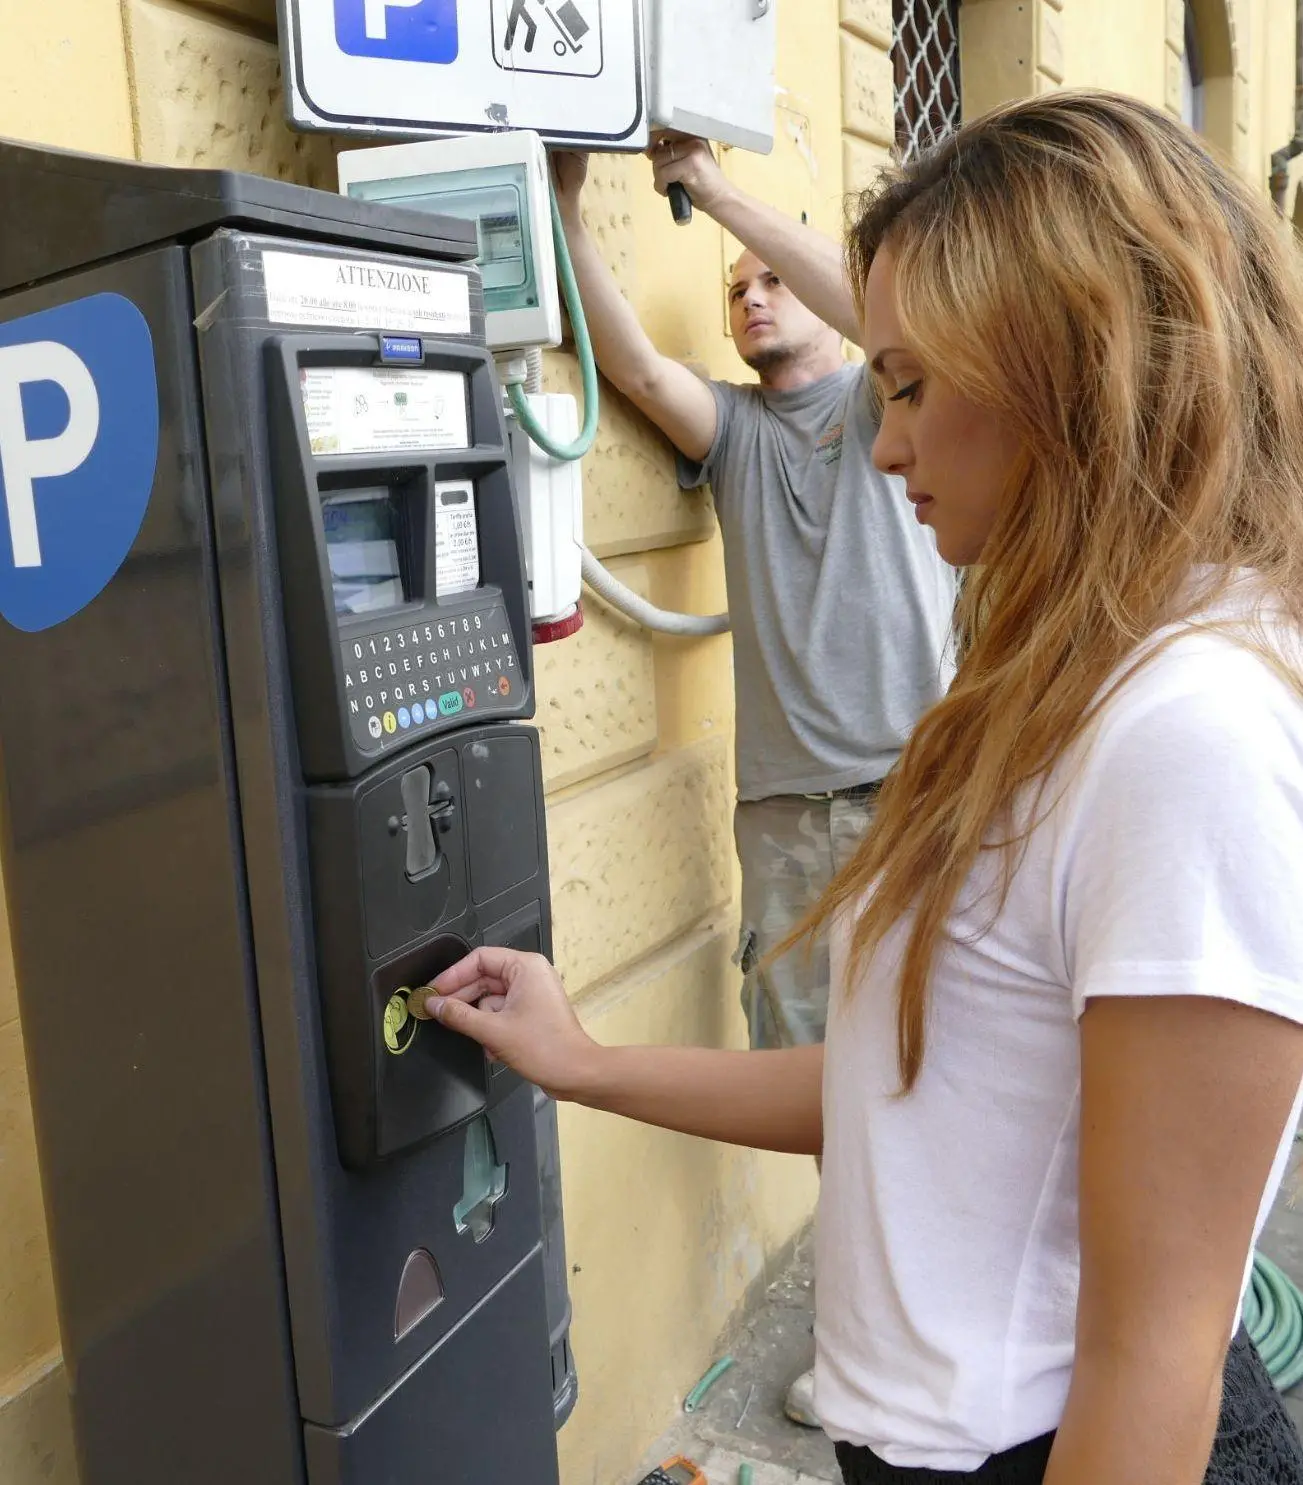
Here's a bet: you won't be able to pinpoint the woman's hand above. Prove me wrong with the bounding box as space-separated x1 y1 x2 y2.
429 948 824 1157
425 947 600 1100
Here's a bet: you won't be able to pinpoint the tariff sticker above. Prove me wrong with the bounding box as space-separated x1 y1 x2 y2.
435 480 479 598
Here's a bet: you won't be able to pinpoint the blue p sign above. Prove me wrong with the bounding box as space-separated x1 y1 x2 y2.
335 0 460 63
0 294 159 633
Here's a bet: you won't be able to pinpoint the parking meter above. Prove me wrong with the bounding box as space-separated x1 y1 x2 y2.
0 137 574 1485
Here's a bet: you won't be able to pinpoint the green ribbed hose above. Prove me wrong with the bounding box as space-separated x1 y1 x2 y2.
505 179 599 461
1246 1251 1303 1392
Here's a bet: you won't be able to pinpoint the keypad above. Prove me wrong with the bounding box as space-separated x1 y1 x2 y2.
342 601 520 753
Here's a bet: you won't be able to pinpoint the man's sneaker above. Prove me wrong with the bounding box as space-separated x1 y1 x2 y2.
784 1366 819 1428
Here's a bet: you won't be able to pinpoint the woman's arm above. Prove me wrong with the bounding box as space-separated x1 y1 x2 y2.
1045 994 1303 1485
427 947 823 1156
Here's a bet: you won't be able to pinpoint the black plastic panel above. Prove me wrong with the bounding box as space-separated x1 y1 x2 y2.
359 746 465 960
293 1085 548 1431
304 1249 559 1485
190 225 569 1450
372 932 488 1158
265 332 534 783
0 135 476 294
0 247 303 1483
465 732 542 905
307 725 550 1169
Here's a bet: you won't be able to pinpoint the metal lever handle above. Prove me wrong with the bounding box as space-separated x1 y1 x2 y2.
668 181 693 226
400 772 456 881
401 766 438 879
429 780 456 836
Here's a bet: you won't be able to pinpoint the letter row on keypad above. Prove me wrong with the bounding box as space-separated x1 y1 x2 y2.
341 605 520 747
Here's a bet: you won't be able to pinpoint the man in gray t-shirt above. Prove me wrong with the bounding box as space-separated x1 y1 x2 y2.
679 363 955 802
554 138 955 1424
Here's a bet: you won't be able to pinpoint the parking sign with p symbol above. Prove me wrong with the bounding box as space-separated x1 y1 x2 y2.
0 293 158 633
334 0 461 62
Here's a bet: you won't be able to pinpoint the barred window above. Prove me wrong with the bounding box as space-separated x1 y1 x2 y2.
893 0 963 163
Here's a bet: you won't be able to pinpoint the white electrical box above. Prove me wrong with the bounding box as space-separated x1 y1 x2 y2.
509 394 584 627
649 0 777 154
337 131 562 352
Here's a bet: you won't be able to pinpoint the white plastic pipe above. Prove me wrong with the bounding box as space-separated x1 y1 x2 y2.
580 546 730 637
511 353 730 636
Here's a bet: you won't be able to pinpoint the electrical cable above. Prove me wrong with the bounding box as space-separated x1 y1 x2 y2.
1245 1251 1303 1392
683 1355 735 1413
505 180 599 460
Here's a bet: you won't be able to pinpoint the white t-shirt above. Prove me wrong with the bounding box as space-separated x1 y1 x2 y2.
815 614 1303 1470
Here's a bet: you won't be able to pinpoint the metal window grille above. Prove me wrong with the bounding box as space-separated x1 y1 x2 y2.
893 0 963 163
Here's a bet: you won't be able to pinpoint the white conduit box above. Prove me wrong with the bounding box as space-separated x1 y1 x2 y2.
509 393 585 641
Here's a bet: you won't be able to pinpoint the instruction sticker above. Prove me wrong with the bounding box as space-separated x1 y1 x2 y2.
300 367 468 455
435 480 480 598
263 250 472 335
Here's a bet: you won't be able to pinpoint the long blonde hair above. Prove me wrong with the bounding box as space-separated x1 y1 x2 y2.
804 90 1303 1090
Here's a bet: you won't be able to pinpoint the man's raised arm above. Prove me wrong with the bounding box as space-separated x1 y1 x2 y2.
649 133 862 346
553 151 718 463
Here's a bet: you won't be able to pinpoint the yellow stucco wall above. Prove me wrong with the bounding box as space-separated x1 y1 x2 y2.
955 0 1297 192
0 1 1298 1482
1059 0 1298 182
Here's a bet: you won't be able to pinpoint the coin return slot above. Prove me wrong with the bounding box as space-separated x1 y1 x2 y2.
394 1248 445 1341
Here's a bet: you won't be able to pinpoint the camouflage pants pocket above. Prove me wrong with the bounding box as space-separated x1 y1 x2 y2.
732 795 876 1049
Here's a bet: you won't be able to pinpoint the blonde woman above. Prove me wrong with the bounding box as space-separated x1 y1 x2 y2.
428 92 1303 1483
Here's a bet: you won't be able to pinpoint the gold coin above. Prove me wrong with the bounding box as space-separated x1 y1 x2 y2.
383 993 414 1054
407 985 437 1021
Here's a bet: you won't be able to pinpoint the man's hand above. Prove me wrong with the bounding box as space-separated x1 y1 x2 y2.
551 150 589 222
425 947 601 1099
647 132 734 218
